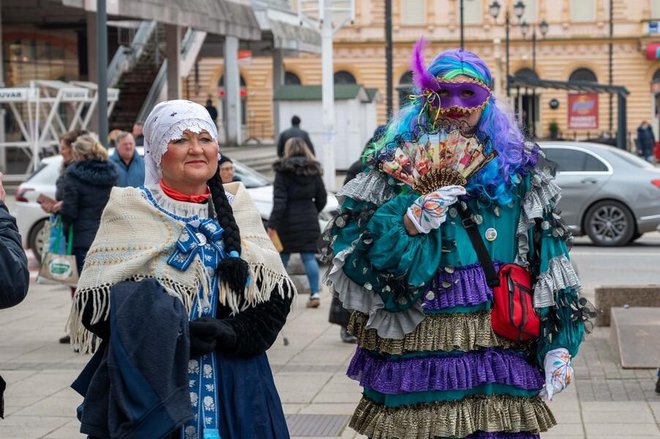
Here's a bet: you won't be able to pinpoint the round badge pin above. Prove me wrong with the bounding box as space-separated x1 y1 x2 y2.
485 227 497 242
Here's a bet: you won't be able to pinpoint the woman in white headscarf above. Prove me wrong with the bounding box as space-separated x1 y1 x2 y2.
68 100 294 439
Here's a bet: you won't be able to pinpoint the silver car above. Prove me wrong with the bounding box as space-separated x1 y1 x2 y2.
539 141 660 246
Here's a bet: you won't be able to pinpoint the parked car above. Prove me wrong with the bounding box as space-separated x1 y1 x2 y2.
539 141 660 246
14 154 338 261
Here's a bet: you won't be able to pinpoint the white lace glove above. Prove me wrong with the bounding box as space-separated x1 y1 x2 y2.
540 348 573 400
405 185 466 234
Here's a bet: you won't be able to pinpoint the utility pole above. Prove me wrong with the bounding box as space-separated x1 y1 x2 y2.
460 0 465 50
385 0 393 120
300 0 354 191
97 0 108 146
608 0 614 134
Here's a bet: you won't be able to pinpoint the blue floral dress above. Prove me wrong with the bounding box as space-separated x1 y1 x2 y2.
142 187 289 439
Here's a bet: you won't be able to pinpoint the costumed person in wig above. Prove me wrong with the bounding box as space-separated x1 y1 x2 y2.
322 41 595 438
68 100 294 439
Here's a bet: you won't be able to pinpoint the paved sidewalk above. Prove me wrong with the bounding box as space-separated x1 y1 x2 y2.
0 263 659 438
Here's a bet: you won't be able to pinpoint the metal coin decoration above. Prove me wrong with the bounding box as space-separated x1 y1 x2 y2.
485 227 498 242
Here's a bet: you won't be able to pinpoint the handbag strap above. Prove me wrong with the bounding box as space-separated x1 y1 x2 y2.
457 202 500 287
67 225 74 256
458 201 544 287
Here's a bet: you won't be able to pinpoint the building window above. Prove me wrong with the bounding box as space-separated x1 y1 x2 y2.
464 0 482 25
653 69 660 83
334 70 357 84
653 0 660 18
514 68 539 81
400 0 424 25
521 0 537 24
285 71 301 85
570 0 595 22
398 71 413 108
569 68 598 83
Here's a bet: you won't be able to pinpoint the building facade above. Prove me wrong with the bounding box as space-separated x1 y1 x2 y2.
189 0 660 146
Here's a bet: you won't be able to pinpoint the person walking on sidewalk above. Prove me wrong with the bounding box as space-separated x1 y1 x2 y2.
68 100 294 439
324 43 591 438
276 115 315 157
269 137 327 308
0 171 30 418
109 131 145 187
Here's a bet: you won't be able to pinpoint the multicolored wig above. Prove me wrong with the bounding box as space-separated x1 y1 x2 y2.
368 40 538 205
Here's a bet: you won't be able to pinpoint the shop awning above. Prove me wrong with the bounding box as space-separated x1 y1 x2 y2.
508 75 629 97
60 0 261 40
252 0 321 53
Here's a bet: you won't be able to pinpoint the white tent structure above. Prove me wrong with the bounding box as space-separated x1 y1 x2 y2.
0 80 119 180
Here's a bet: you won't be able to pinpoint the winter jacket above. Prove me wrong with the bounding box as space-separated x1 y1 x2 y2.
276 127 315 157
268 157 327 253
60 160 118 251
72 279 192 439
0 202 29 310
109 150 145 188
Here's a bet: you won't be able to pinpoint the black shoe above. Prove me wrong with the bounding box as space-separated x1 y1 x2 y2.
340 327 357 344
59 335 70 344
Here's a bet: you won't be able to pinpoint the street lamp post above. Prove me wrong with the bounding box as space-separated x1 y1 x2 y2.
519 19 548 137
489 0 525 98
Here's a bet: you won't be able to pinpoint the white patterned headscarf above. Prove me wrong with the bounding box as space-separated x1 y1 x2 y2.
143 100 219 185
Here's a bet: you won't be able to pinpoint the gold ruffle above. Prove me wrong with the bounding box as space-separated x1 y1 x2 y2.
350 394 556 439
348 311 521 355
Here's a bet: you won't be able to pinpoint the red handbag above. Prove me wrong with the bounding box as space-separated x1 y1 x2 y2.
490 263 540 341
458 203 541 342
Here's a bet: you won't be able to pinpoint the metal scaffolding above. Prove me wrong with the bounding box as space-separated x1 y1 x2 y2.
0 80 119 181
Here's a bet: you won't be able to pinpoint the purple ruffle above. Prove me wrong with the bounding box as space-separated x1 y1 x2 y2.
466 432 540 439
347 348 544 394
424 261 503 311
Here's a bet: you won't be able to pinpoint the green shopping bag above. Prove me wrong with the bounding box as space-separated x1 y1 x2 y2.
38 224 79 287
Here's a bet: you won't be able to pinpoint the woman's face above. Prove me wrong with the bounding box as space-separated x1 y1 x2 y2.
438 74 485 129
161 130 219 193
59 141 73 163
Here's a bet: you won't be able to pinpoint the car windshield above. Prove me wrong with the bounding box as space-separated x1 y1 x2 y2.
232 160 271 188
607 147 656 169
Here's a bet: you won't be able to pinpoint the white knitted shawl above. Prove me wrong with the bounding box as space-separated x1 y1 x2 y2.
67 182 295 352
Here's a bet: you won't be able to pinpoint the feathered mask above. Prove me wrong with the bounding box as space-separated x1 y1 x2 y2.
411 39 492 120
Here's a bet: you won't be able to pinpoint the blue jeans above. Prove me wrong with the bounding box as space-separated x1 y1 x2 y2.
280 252 319 295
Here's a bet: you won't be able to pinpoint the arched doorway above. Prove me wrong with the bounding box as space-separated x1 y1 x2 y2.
652 68 660 139
397 71 413 108
285 71 301 85
569 68 598 83
334 70 357 84
513 68 540 137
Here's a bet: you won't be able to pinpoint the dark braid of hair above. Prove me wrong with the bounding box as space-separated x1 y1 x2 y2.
207 166 249 297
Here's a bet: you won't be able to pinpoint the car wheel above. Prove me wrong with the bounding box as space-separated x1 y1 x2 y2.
28 218 48 262
628 232 643 243
584 200 635 247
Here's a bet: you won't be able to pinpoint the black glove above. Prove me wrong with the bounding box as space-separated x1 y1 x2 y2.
188 317 237 357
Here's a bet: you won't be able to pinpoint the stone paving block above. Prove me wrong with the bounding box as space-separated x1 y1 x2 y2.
0 416 71 439
545 423 585 435
300 403 358 415
584 423 660 436
313 390 362 404
581 401 652 412
551 409 583 424
43 420 85 438
582 408 656 424
283 403 307 414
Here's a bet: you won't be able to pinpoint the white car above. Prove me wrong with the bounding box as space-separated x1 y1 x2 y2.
14 154 339 261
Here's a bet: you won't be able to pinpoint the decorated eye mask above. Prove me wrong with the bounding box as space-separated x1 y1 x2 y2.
430 79 491 114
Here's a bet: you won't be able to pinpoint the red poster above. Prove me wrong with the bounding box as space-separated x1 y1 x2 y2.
568 93 598 129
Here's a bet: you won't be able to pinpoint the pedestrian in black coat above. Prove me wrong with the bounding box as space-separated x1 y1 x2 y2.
276 115 315 157
59 134 118 273
0 172 30 418
268 137 327 308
